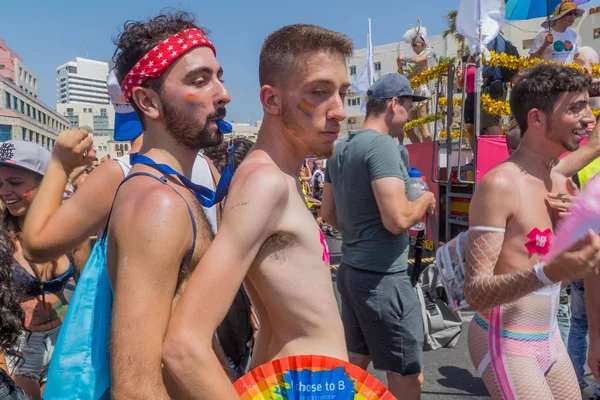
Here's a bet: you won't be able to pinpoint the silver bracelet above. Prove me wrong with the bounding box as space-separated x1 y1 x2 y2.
534 261 556 286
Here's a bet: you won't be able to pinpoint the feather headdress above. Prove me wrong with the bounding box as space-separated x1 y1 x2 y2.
404 16 427 45
403 26 427 44
542 173 600 261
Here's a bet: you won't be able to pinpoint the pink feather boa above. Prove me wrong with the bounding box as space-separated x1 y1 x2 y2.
542 173 600 261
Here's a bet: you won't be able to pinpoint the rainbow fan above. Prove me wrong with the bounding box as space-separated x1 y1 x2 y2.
235 355 396 400
543 173 600 261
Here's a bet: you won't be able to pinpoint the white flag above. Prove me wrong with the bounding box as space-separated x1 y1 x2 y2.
457 0 505 53
350 19 374 116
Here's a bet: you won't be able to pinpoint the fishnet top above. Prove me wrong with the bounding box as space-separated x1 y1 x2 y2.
464 227 545 311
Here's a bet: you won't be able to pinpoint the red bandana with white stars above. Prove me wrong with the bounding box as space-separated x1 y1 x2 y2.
121 28 216 100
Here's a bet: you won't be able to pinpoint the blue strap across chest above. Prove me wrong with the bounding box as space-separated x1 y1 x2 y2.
103 172 197 269
129 150 234 208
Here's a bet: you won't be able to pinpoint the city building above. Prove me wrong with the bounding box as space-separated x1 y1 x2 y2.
55 57 115 158
99 138 131 159
343 8 600 136
0 38 39 98
0 74 69 147
56 103 114 136
56 57 110 105
227 121 261 142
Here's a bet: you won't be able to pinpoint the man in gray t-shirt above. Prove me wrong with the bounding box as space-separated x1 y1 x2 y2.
325 129 411 273
322 73 435 400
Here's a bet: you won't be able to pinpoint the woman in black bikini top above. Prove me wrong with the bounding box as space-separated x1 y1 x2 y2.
0 140 79 400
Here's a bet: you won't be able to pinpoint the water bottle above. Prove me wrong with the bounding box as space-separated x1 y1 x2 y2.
406 167 429 231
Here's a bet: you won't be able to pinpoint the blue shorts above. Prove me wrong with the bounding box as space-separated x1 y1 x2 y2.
6 325 61 384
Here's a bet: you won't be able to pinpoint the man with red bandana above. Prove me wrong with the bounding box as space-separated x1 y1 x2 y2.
162 25 354 398
101 12 230 398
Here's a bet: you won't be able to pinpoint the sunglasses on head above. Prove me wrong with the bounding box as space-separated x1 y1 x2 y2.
411 36 423 47
565 10 577 16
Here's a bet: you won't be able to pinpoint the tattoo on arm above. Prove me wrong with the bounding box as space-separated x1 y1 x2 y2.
230 201 250 210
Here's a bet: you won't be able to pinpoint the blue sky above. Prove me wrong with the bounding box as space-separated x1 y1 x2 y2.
3 0 600 123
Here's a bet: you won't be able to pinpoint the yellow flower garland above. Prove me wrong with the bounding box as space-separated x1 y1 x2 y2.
480 93 512 116
409 63 450 90
480 93 600 117
405 56 600 128
438 97 464 107
404 111 445 132
408 52 598 93
439 129 469 139
485 51 587 75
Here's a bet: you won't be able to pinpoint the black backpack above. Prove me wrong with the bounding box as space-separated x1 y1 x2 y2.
492 35 520 83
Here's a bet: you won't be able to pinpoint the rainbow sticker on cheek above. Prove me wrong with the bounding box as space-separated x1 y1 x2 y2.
185 93 196 103
23 191 33 201
297 98 315 119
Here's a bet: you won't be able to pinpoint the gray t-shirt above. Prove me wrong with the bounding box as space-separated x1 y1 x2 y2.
325 129 410 273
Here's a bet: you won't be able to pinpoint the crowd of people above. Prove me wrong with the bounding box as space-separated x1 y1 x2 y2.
1 2 600 400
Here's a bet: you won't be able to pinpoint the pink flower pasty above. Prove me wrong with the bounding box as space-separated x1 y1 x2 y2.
525 228 553 256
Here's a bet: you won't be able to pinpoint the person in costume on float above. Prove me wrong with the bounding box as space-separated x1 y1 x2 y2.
530 0 582 64
397 20 437 143
465 63 600 399
163 24 353 398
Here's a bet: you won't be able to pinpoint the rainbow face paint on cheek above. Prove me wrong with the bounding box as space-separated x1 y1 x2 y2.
297 98 316 119
23 191 33 201
185 93 196 103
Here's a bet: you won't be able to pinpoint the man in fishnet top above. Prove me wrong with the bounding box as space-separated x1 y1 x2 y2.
464 63 600 400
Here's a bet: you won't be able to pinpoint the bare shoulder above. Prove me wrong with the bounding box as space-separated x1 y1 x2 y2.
230 160 290 202
470 164 519 226
73 159 126 197
110 178 191 241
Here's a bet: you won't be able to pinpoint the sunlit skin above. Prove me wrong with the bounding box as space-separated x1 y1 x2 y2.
412 39 425 55
0 167 39 218
556 11 578 30
107 44 231 399
162 50 351 399
465 87 597 400
278 51 351 158
470 90 594 288
143 47 228 150
0 167 71 327
538 91 590 154
3 166 77 400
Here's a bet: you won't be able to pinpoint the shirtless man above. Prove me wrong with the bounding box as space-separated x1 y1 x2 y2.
464 64 600 400
163 24 353 398
397 24 435 143
22 69 219 266
65 13 229 399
